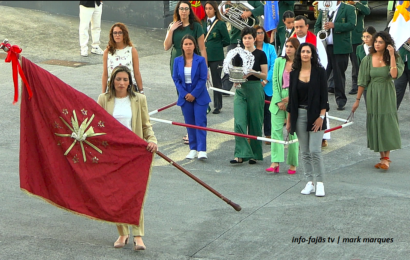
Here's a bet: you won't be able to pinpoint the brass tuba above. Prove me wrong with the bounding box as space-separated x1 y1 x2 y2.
218 1 259 30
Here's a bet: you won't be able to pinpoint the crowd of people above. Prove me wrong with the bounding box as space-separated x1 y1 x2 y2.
76 0 409 251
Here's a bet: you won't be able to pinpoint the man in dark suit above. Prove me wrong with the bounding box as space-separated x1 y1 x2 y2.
314 1 356 110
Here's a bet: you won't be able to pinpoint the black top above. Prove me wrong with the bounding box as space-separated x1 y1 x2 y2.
297 80 310 106
233 49 267 81
287 66 329 134
80 1 101 7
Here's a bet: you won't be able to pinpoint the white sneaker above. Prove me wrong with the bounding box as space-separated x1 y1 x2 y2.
91 46 104 55
301 181 315 195
186 150 197 159
198 151 207 160
315 182 325 197
80 49 88 57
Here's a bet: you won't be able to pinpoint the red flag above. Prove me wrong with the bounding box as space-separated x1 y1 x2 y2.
19 57 153 226
190 1 205 20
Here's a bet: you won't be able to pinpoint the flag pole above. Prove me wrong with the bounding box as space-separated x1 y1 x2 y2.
155 150 242 211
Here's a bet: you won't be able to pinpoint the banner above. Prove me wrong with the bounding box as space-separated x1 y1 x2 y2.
389 1 410 50
264 1 280 32
19 57 154 226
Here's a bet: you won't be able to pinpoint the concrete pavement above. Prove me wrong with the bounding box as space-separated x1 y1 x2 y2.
0 4 409 260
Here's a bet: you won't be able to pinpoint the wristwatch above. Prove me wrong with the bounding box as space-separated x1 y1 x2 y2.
320 115 325 120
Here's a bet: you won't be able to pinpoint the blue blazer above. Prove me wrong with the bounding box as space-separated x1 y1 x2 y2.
262 42 277 96
172 53 211 106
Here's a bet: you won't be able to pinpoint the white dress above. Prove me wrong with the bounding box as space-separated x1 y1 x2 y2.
107 45 135 84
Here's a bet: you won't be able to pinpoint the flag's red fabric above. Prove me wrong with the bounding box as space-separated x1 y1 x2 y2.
190 1 205 20
19 57 153 226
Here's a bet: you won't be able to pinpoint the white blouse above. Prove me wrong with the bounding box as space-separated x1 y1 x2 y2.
113 96 132 130
107 46 135 84
364 44 370 55
184 67 192 84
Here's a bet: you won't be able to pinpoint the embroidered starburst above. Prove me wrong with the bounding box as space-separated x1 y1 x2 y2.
98 121 105 127
62 109 68 115
81 109 88 115
92 156 99 164
55 110 106 162
53 121 62 129
73 155 79 164
101 141 108 147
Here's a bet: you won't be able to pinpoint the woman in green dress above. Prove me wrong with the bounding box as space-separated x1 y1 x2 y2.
352 31 404 170
164 1 208 75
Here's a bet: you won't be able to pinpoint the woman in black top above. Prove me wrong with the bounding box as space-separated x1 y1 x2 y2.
230 27 268 164
286 42 328 197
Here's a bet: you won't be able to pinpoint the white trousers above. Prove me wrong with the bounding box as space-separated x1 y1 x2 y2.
79 3 102 50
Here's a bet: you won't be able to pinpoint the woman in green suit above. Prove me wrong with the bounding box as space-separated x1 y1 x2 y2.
266 38 299 174
202 1 230 114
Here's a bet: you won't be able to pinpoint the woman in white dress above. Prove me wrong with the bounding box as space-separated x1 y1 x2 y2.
102 22 144 94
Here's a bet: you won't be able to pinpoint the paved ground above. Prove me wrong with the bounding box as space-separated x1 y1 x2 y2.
0 3 409 260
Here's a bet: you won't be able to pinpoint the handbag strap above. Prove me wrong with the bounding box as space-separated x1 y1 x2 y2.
204 20 218 43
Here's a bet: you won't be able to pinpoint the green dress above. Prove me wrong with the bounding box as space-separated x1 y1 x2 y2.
168 22 204 74
358 55 404 152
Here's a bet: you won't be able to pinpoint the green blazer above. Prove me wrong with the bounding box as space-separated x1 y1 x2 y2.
356 43 367 67
351 1 371 44
398 45 410 69
269 57 287 115
229 1 264 44
202 19 230 61
314 2 356 54
277 1 295 29
275 27 294 54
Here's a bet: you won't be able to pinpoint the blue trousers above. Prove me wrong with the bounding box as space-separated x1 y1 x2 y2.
181 101 208 152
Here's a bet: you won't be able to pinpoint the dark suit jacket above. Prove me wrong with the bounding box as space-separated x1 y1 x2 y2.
80 1 101 7
201 19 230 61
314 2 356 54
351 1 371 44
172 53 211 106
287 66 329 135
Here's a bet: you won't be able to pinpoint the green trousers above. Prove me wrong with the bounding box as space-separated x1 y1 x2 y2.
234 81 264 161
270 109 299 166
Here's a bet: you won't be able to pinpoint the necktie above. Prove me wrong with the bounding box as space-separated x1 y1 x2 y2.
207 19 212 27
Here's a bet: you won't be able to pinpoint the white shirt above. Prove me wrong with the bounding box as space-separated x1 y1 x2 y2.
184 67 192 84
364 44 370 55
113 96 132 130
207 16 216 32
326 2 341 45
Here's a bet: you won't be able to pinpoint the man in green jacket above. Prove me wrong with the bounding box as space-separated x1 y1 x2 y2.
314 1 356 110
222 1 265 92
395 38 410 109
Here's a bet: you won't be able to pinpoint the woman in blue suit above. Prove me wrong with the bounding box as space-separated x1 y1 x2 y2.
173 35 211 160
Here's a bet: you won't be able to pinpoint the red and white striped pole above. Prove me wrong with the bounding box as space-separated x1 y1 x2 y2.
324 122 354 133
210 87 271 104
149 117 299 144
149 101 177 116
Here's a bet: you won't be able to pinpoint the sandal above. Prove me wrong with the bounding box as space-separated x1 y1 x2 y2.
379 157 391 170
183 134 189 144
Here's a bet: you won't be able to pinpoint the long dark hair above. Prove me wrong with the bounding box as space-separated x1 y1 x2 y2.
254 25 270 43
173 1 201 30
292 42 321 71
107 66 136 100
107 23 134 55
204 1 222 21
369 31 399 65
181 34 199 65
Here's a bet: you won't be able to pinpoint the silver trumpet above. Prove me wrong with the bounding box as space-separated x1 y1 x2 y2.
218 1 257 30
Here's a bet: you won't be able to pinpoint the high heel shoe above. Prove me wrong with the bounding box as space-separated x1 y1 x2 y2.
266 164 279 173
114 236 129 248
134 241 146 251
287 169 296 174
379 157 391 170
